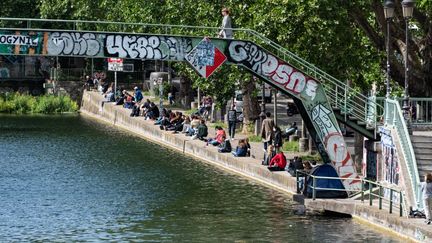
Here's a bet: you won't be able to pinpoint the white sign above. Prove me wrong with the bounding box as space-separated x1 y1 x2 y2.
108 58 123 71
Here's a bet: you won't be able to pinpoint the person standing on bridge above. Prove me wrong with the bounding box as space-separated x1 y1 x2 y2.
422 173 432 224
218 7 233 39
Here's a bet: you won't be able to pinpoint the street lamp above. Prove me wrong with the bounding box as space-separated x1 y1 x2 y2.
383 0 395 98
402 0 415 134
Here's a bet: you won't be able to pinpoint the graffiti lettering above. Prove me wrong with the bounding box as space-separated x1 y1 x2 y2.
48 32 102 56
228 41 313 95
106 35 192 60
0 34 38 46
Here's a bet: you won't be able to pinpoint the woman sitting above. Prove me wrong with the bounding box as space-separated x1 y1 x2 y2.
262 145 276 166
268 151 287 171
207 126 226 146
232 139 248 157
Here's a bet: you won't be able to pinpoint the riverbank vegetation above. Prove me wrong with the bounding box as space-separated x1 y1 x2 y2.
0 93 78 114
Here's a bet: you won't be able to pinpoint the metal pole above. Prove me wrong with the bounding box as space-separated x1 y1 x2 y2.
386 18 391 98
114 71 117 101
296 170 300 193
379 185 382 210
273 89 278 126
369 183 373 206
361 180 364 202
403 17 412 134
159 81 164 110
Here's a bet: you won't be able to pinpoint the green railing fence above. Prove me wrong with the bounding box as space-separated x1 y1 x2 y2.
377 97 432 125
384 99 421 209
0 17 384 131
296 170 405 217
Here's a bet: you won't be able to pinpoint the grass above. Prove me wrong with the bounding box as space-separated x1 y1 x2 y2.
209 121 227 129
282 141 299 152
247 135 262 142
300 153 322 162
0 92 78 114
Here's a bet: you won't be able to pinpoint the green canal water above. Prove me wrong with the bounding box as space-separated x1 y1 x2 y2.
0 115 403 242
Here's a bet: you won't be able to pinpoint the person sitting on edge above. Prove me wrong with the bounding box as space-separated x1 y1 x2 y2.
244 137 251 157
181 116 191 134
232 139 248 157
207 126 226 146
186 115 201 136
262 144 276 166
192 119 208 140
218 138 232 153
133 86 143 103
268 151 287 171
123 92 135 109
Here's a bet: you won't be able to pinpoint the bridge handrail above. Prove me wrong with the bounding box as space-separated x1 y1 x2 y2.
0 17 384 127
296 169 405 217
384 98 421 209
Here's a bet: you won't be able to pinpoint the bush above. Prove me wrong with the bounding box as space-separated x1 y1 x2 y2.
0 93 78 114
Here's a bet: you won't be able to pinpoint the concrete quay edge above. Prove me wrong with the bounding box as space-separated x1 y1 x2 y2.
80 91 431 242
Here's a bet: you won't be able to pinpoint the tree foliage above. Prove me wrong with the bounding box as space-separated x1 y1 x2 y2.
5 0 431 99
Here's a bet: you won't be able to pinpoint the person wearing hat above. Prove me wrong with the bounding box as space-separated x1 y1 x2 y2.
133 86 143 103
218 7 233 39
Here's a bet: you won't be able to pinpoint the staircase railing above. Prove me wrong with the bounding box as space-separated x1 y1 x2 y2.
384 99 421 208
0 17 384 130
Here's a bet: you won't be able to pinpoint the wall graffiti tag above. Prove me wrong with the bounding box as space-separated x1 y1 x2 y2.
0 34 39 46
48 32 103 56
105 35 192 60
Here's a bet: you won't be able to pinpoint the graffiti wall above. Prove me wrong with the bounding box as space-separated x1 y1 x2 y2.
0 29 360 191
227 40 361 191
0 30 196 60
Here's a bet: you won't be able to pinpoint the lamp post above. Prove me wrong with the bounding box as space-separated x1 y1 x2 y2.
402 0 415 134
383 0 395 98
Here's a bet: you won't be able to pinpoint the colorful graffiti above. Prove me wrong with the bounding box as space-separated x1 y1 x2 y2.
380 127 400 185
228 40 361 190
105 35 192 60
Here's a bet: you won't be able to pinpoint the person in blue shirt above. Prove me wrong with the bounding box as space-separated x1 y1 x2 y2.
232 139 248 157
133 86 143 103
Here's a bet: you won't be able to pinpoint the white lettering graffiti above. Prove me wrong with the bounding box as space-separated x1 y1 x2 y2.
106 35 192 60
311 104 337 138
228 41 314 95
48 32 102 56
0 34 38 46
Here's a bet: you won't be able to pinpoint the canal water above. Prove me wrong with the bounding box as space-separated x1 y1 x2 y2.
0 115 402 242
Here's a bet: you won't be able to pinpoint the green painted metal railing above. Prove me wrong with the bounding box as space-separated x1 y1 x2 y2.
296 170 405 217
0 17 383 132
377 97 432 125
384 99 421 209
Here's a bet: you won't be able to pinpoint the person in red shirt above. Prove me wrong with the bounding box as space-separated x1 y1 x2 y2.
268 151 287 171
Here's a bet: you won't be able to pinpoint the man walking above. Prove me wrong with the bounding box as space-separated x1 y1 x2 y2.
218 8 233 39
227 105 237 140
261 112 275 151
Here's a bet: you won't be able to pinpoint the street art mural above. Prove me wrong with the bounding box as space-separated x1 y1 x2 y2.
380 127 400 185
227 40 361 191
0 29 360 191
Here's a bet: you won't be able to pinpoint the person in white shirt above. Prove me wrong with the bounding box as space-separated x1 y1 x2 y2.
422 173 432 224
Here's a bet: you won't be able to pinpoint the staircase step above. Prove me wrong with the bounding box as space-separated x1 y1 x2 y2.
411 136 432 143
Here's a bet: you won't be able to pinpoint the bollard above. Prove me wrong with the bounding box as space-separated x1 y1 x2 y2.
379 185 382 210
312 177 316 200
400 191 403 217
389 189 393 214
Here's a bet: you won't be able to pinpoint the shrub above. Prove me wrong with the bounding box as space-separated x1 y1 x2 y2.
0 93 78 114
248 135 262 142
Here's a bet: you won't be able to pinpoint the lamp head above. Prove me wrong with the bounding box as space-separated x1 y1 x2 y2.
402 0 415 18
383 0 395 19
